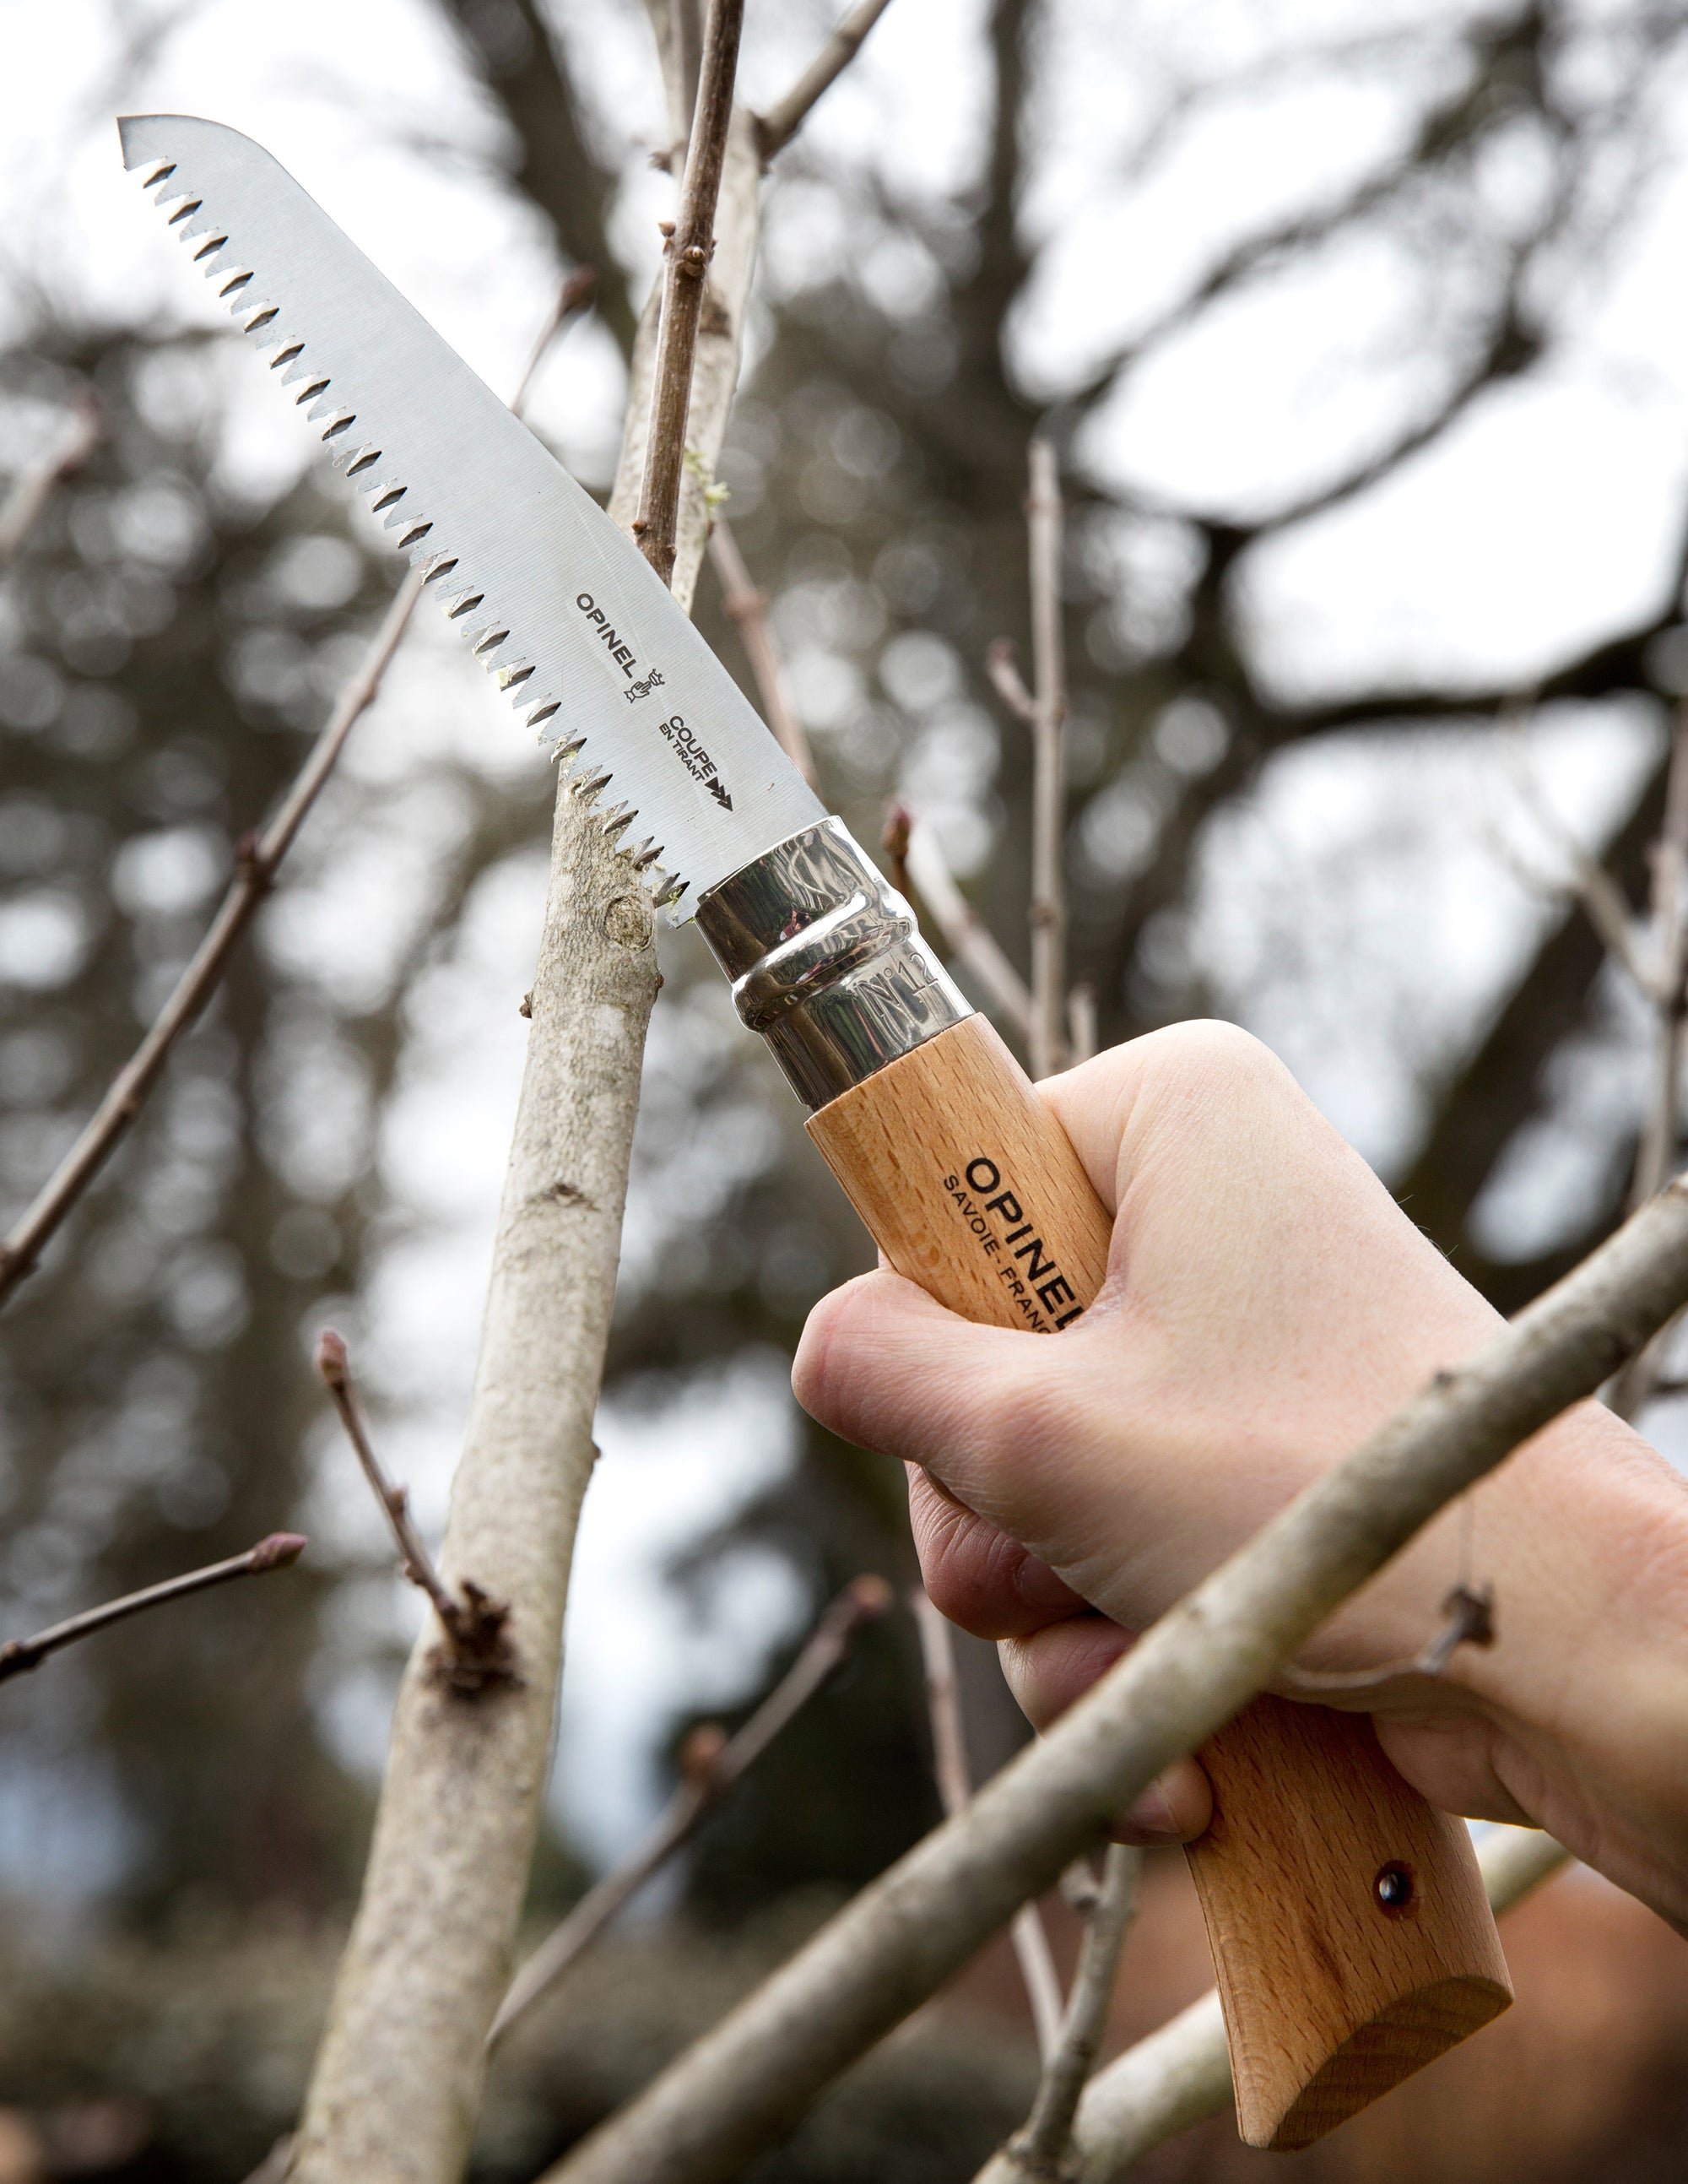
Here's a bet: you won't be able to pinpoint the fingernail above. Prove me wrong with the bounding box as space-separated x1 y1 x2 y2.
1125 1781 1178 1837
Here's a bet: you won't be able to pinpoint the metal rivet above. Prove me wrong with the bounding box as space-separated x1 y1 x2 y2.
1374 1862 1414 1912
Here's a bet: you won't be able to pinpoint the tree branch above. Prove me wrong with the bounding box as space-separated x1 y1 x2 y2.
754 0 897 162
543 1176 1688 2184
1025 441 1069 1078
0 278 592 1309
0 1532 305 1684
0 390 100 565
488 1575 889 2049
288 16 801 2172
911 1587 1064 2062
980 1845 1141 2183
316 1330 514 1691
886 805 1035 1042
0 566 419 1304
707 517 817 785
1607 703 1688 1419
1069 1824 1568 2183
635 0 746 585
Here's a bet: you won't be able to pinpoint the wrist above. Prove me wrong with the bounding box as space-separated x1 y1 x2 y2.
1448 1401 1688 1920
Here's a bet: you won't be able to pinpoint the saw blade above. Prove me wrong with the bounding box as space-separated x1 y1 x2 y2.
117 113 825 912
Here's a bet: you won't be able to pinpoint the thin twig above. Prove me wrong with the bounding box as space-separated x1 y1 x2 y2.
1025 442 1069 1080
885 805 1036 1041
0 566 421 1309
911 1587 1065 2063
1610 702 1688 1417
1064 1825 1569 2184
635 0 746 586
997 1845 1141 2180
543 1177 1688 2184
238 2134 295 2184
1498 718 1656 996
1276 1579 1495 1696
316 1330 459 1628
1630 699 1688 1205
754 0 898 161
707 517 817 784
1067 982 1098 1065
985 639 1037 725
0 1531 306 1684
0 280 592 1309
488 1574 890 2049
508 265 598 416
0 391 100 566
316 1330 514 1694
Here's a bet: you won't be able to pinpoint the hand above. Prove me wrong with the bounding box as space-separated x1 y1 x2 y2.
795 1022 1688 1926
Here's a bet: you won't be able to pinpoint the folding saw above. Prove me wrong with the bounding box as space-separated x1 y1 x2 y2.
118 113 1512 2149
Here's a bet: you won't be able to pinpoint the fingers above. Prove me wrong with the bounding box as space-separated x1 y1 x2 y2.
906 1466 1086 1639
1000 1615 1211 1845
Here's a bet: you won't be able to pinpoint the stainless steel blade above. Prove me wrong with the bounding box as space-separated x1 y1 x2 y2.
118 113 825 911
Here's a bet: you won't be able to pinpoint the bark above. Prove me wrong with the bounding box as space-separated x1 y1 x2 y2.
289 796 659 2184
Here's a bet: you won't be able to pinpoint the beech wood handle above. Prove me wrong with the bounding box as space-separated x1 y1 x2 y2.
806 1013 1512 2149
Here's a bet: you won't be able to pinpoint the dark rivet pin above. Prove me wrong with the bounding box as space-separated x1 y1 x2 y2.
1373 1862 1414 1912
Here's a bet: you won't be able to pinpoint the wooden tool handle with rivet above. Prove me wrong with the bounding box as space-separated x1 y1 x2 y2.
805 1011 1513 2149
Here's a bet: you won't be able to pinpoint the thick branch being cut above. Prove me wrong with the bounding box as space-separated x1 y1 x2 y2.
288 9 886 2177
544 1177 1688 2184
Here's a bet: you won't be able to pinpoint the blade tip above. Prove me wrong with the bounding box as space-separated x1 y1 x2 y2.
116 112 249 175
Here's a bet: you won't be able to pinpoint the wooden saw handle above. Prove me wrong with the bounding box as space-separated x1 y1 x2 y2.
806 1012 1512 2149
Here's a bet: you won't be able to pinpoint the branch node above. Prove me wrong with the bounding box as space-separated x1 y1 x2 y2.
427 1580 518 1697
316 1328 517 1698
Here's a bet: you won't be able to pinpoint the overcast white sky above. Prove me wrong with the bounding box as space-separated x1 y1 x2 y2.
8 0 1688 1860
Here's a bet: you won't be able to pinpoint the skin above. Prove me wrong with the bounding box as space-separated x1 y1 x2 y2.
794 1022 1688 1931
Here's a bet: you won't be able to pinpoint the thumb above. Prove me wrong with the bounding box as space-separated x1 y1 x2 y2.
793 1266 1048 1509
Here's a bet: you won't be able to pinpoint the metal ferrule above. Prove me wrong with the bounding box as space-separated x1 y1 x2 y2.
695 818 971 1112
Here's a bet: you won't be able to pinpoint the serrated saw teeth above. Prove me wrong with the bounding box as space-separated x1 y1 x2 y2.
122 112 826 919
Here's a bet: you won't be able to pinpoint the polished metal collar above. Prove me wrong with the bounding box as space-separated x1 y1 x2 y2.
696 819 971 1111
